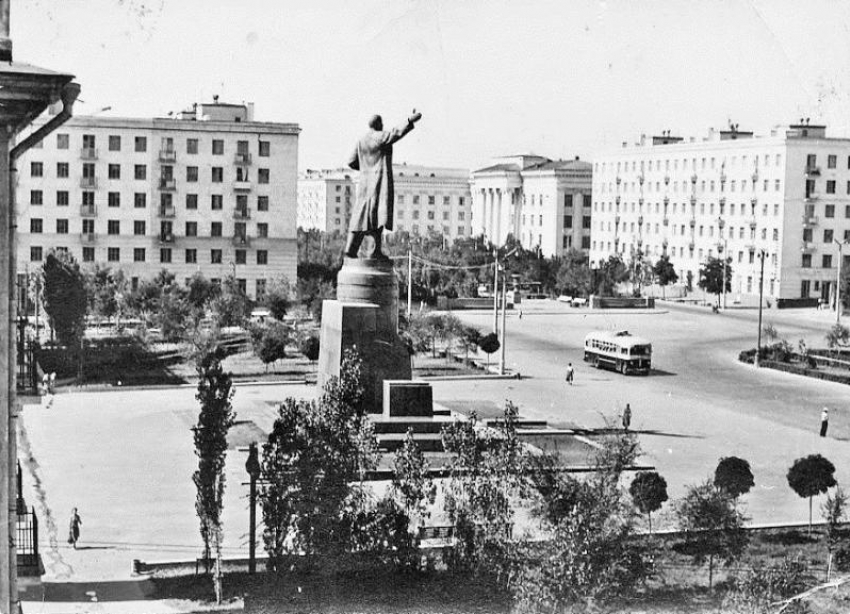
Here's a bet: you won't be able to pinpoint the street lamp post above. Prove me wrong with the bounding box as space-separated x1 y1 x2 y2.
755 249 766 368
834 239 847 324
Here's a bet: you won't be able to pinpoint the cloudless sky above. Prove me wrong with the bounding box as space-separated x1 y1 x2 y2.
13 0 850 170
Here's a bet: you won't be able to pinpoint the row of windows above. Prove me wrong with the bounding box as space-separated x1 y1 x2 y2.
560 236 592 249
40 134 272 156
28 218 269 238
596 153 784 174
594 200 780 217
593 241 777 266
29 190 271 211
397 194 467 205
394 224 466 236
806 153 850 170
598 178 783 194
30 161 270 183
396 209 465 221
30 246 269 265
805 179 850 195
802 254 841 269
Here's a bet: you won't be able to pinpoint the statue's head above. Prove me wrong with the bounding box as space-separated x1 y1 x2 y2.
368 114 383 131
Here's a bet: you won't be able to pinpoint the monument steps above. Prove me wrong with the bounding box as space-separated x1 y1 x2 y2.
375 432 444 453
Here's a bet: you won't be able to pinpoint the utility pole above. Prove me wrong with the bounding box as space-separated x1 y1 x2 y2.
722 246 727 310
245 442 261 574
492 252 499 334
755 249 765 368
407 249 412 320
499 274 507 375
834 240 845 324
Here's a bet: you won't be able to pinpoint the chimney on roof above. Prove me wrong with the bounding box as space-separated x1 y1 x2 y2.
575 156 579 161
213 94 220 104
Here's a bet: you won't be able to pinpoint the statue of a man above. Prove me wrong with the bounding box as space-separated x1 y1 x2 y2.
345 110 423 259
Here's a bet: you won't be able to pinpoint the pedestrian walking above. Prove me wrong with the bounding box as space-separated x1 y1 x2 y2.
518 310 523 320
623 403 632 431
565 363 574 385
68 507 82 549
820 407 829 438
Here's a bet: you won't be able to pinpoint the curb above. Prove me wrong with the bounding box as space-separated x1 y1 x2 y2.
50 379 310 394
422 373 521 382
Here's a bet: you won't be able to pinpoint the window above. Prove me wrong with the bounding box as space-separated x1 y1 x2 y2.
257 195 269 211
211 167 223 182
30 190 43 205
258 168 270 184
211 195 223 210
846 204 850 219
427 195 435 205
108 247 120 262
258 140 270 157
802 253 812 268
825 229 834 243
237 166 250 182
105 163 120 180
803 228 813 242
235 250 247 265
823 255 833 268
826 204 835 218
211 222 222 237
582 215 591 229
107 135 120 151
134 248 146 262
108 220 120 235
56 219 68 234
56 162 69 178
56 191 68 206
181 221 196 238
30 246 42 261
82 219 94 234
828 154 837 169
211 249 222 264
427 211 435 220
134 193 146 208
134 136 147 152
134 165 147 180
775 179 781 191
257 223 268 238
82 247 94 262
187 138 198 154
827 180 836 194
186 166 198 182
108 192 120 208
443 196 451 206
212 139 224 155
132 220 145 236
160 248 172 264
30 162 43 177
29 219 42 233
458 211 466 220
56 133 69 149
773 229 779 241
186 193 198 209
185 249 197 264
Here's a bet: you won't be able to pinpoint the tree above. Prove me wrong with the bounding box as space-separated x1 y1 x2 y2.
255 322 289 369
787 454 837 534
594 255 629 297
459 325 482 362
478 332 500 367
629 471 668 534
192 345 236 604
42 250 88 348
156 285 191 341
698 256 732 306
724 558 812 614
262 277 292 321
714 456 755 501
821 486 847 580
825 323 850 353
85 266 126 324
186 272 217 315
652 254 678 298
210 275 251 328
675 480 749 589
298 333 320 363
555 249 592 297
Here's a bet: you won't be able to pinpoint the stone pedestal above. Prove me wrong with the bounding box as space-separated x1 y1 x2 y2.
318 257 412 413
383 380 433 418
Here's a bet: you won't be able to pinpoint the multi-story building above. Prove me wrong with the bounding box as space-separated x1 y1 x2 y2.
470 155 593 257
16 99 300 299
297 164 473 241
590 122 850 306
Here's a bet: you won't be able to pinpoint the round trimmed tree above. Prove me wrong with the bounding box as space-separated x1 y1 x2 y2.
714 456 755 501
787 454 837 533
629 471 668 534
478 332 500 367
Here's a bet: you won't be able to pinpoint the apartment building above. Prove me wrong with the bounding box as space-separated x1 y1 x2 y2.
297 164 473 241
16 100 300 299
589 122 850 306
470 155 593 257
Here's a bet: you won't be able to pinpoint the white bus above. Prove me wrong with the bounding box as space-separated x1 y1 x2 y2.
583 330 652 375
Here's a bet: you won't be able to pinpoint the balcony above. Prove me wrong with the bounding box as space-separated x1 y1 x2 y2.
232 234 251 247
614 215 621 224
638 175 645 184
79 176 97 189
689 195 696 205
662 217 669 226
805 165 821 176
663 196 669 205
717 218 726 229
158 205 176 218
750 197 758 206
81 232 96 243
80 147 97 160
805 192 819 202
234 152 252 165
80 204 97 217
159 233 175 244
234 179 252 191
638 197 644 205
689 219 696 228
720 173 727 183
688 241 695 251
233 208 251 220
616 176 622 185
664 175 670 184
691 174 698 184
637 215 644 225
803 215 819 226
752 172 759 182
719 196 726 206
159 149 177 163
159 178 176 191
801 242 816 253
749 218 757 230
615 195 621 204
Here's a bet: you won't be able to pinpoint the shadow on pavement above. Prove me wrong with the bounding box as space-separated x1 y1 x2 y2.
20 578 156 602
649 368 677 376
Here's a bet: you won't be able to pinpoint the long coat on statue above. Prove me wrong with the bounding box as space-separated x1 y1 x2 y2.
347 119 416 233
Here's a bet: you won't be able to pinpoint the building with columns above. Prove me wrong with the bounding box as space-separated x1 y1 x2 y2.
470 155 593 257
590 122 850 306
297 164 473 241
15 100 300 299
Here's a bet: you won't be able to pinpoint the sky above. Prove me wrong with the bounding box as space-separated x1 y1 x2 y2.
12 0 850 171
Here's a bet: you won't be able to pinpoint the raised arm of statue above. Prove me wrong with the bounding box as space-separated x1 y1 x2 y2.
347 147 360 171
382 109 423 147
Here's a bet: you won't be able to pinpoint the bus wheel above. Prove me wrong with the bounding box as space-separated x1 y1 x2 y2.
620 362 628 375
593 356 599 368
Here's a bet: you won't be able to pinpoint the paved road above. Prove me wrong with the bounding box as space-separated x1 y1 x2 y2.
431 302 850 526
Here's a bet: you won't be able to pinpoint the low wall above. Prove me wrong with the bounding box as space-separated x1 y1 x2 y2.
589 295 655 309
436 297 513 310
